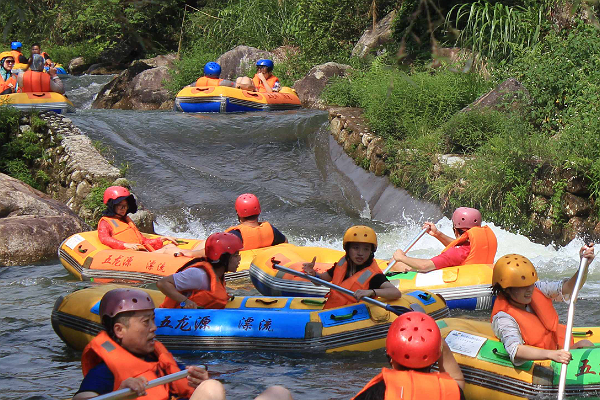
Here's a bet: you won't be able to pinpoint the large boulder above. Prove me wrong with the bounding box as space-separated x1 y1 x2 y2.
68 57 91 76
352 10 396 58
216 46 273 80
119 66 173 110
0 173 90 266
462 78 530 113
293 62 352 109
92 61 152 109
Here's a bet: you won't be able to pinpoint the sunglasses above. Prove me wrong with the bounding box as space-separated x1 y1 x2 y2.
4 60 14 64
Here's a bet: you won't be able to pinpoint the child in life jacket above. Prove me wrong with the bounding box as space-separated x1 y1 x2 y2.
234 59 279 93
97 186 179 254
157 232 242 309
353 312 465 400
302 225 401 310
389 207 497 273
491 246 595 366
225 193 287 250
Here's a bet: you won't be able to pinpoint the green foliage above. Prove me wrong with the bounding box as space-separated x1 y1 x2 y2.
439 109 527 154
446 0 544 60
83 180 113 226
323 58 493 140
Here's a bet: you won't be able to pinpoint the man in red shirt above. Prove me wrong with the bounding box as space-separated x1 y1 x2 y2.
389 207 497 273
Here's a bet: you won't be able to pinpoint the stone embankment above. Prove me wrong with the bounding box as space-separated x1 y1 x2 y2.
0 112 154 266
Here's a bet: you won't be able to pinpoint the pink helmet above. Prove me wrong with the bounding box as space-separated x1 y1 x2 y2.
235 193 261 217
387 312 442 369
452 207 482 229
103 186 131 205
99 288 155 319
205 232 243 261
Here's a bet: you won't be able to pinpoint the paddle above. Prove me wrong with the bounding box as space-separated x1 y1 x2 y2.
91 370 189 400
383 227 428 274
272 261 411 316
557 253 592 400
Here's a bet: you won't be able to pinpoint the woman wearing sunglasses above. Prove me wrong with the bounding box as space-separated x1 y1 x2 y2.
0 51 18 94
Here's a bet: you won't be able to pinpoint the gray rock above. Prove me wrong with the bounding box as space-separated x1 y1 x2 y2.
68 57 91 76
91 61 152 109
125 66 173 110
0 173 90 266
216 46 273 80
293 62 352 109
139 54 177 68
130 209 155 234
462 78 530 113
352 10 397 58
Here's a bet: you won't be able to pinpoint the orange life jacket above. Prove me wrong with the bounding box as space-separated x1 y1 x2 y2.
99 216 149 247
352 368 461 400
196 76 223 87
252 74 279 92
160 261 229 309
10 50 23 62
491 289 574 350
81 331 194 400
441 225 497 265
225 222 274 250
21 70 51 92
323 256 382 310
0 74 17 93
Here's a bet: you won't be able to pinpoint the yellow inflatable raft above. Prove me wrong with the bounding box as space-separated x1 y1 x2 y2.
438 318 600 399
51 284 449 353
174 86 301 113
58 230 277 283
0 92 75 114
250 245 494 310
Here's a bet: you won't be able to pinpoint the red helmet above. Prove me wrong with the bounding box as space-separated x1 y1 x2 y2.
103 186 131 205
452 207 482 229
205 232 243 261
99 288 155 319
235 193 261 218
386 311 442 369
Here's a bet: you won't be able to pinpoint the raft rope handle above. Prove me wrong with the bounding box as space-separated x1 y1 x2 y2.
255 299 279 305
492 347 511 360
32 93 46 97
301 299 326 306
329 309 358 321
572 330 593 337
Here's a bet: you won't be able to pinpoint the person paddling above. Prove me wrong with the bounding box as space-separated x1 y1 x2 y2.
302 225 401 310
353 311 465 400
97 186 180 254
225 193 287 250
157 232 242 309
389 207 497 273
491 247 595 366
72 288 294 400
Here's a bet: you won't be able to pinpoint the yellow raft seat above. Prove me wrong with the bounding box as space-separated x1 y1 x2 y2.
51 284 449 353
438 318 600 399
250 244 494 310
174 86 301 113
58 230 280 283
0 92 75 114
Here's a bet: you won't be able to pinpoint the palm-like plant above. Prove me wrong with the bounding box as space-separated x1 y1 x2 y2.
446 0 544 60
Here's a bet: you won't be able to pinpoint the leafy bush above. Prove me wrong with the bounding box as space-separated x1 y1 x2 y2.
323 59 493 140
83 180 113 226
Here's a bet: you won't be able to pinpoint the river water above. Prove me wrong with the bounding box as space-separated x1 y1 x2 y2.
1 75 600 400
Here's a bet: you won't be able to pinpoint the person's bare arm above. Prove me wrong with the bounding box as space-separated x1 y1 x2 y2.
438 341 465 390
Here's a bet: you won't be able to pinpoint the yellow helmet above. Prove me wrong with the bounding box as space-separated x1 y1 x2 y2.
492 254 538 288
0 51 14 60
343 225 377 252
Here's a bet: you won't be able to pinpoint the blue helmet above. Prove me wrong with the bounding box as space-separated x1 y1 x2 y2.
256 59 274 71
203 62 221 78
10 41 22 50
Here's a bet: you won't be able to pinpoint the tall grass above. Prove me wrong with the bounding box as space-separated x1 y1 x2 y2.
446 0 544 59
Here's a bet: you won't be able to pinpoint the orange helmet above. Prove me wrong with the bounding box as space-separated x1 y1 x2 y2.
387 312 442 369
343 225 377 252
235 193 261 217
492 254 538 288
